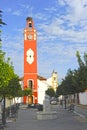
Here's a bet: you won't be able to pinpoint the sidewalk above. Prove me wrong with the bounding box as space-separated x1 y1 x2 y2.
74 104 87 118
4 105 87 130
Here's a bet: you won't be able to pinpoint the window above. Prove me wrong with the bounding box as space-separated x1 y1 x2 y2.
29 23 32 28
28 80 33 89
54 77 56 81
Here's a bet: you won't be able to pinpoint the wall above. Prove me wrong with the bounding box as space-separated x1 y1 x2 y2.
38 80 48 104
79 92 87 105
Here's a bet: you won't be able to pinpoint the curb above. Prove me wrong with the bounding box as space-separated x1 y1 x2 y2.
74 111 87 119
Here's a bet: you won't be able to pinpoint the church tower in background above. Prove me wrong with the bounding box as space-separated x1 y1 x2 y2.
23 17 38 104
52 70 58 92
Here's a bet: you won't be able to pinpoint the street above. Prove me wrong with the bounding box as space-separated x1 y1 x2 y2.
4 106 87 130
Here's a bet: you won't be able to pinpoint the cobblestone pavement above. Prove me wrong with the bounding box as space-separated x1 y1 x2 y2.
4 106 87 130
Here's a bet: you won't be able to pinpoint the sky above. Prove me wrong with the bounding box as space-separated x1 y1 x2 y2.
0 0 87 82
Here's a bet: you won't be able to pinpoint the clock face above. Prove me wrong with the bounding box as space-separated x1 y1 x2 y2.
27 34 33 40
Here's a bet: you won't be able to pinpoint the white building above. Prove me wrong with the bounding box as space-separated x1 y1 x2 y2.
37 76 48 104
38 71 58 104
79 91 87 105
19 71 58 105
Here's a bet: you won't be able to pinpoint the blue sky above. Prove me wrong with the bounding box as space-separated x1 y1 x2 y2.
0 0 87 82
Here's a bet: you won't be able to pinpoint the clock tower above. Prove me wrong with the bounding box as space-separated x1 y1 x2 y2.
23 17 38 104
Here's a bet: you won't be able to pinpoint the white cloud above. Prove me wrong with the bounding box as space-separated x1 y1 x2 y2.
44 7 57 12
37 41 87 79
12 10 22 16
57 0 66 6
64 0 87 22
37 7 87 78
38 18 87 43
36 1 87 43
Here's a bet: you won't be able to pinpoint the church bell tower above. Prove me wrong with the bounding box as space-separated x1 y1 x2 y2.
23 17 38 104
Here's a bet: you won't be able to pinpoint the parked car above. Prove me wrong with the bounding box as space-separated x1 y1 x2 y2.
28 104 37 108
37 104 43 111
50 99 57 105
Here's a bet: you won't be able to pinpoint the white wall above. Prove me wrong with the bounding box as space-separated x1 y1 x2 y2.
38 80 48 104
47 77 52 86
37 75 58 105
79 92 87 105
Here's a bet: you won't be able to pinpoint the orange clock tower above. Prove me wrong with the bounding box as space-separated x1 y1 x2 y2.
23 17 38 104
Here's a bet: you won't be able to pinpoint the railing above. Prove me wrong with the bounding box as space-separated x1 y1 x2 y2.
0 103 19 129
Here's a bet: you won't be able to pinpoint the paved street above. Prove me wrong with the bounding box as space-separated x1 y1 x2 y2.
4 106 87 130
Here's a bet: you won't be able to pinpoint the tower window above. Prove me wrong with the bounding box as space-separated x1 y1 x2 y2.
29 23 32 28
28 80 33 89
54 77 56 81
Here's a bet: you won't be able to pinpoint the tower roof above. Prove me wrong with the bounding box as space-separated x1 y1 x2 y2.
19 75 47 81
26 17 33 22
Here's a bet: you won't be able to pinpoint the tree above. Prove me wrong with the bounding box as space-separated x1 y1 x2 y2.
76 51 87 92
56 51 87 105
56 69 77 96
0 56 16 96
0 10 21 125
56 84 64 96
0 50 17 125
7 76 22 98
45 87 56 97
0 10 6 41
0 10 6 26
23 88 32 96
